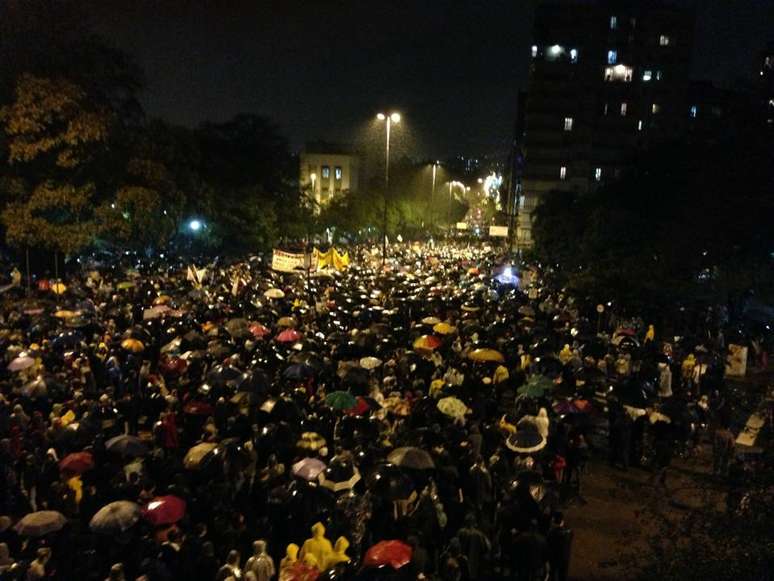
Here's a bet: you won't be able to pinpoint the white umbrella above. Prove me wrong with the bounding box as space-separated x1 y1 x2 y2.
8 355 35 372
360 356 383 370
264 288 285 299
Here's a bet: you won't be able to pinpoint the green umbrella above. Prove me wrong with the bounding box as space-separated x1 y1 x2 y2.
325 390 357 410
517 375 554 399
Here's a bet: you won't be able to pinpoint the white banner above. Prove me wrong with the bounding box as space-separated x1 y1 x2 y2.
456 222 468 230
489 225 509 237
271 249 316 273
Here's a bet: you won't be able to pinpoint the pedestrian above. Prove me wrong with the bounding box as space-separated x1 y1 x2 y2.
216 550 242 581
245 540 274 581
546 512 573 581
712 424 735 478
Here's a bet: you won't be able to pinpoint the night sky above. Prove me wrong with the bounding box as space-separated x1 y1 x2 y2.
87 0 773 158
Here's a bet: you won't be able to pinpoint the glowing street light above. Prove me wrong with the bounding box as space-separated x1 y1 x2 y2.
188 219 203 232
375 111 401 265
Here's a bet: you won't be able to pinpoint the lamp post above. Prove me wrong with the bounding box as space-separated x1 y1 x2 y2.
376 112 401 266
430 161 439 230
310 172 317 205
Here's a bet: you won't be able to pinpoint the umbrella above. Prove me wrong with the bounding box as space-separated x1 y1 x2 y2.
225 318 251 338
318 459 361 492
467 348 505 363
413 335 441 352
506 430 547 454
437 396 468 419
276 329 302 343
364 540 413 570
8 356 35 372
89 501 141 534
22 377 47 398
325 390 357 410
359 356 383 370
116 281 135 290
264 288 285 299
292 458 326 482
183 442 218 469
518 375 554 399
433 322 457 335
53 309 79 319
283 363 314 381
106 435 147 458
277 316 297 328
59 451 94 474
421 316 441 325
387 447 435 470
15 511 66 537
518 305 535 317
297 432 327 452
121 338 145 353
249 322 271 339
51 282 67 295
141 495 186 526
368 465 415 501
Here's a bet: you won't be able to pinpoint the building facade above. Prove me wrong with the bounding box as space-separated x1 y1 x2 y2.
299 142 360 211
516 0 694 248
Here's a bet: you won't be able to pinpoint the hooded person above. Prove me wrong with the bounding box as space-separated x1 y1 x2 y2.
325 537 351 570
245 540 275 581
299 522 333 570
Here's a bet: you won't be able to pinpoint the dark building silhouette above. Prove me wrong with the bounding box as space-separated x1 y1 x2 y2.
516 0 695 248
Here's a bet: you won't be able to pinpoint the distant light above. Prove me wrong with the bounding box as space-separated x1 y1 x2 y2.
477 178 483 183
189 219 202 232
376 113 386 120
549 44 562 56
111 203 116 209
390 112 401 123
504 267 512 278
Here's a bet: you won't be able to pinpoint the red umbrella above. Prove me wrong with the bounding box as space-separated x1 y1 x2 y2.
59 451 94 475
364 540 413 570
159 357 187 378
183 400 214 416
276 329 302 343
249 323 271 339
141 495 186 526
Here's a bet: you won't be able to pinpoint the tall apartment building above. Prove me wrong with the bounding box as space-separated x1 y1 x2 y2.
299 142 360 211
516 0 694 248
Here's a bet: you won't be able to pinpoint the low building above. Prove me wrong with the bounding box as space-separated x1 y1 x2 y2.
299 142 359 210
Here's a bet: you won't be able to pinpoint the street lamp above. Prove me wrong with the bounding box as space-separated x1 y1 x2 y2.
447 181 466 233
375 111 401 265
430 161 439 230
309 172 317 206
188 219 203 232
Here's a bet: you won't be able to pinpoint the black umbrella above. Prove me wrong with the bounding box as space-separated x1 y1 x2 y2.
387 447 435 470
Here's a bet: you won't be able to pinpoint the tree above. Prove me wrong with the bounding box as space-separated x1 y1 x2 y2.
0 74 111 256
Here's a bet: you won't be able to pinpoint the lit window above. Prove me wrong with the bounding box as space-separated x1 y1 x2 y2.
595 167 602 181
610 16 618 30
531 45 538 58
689 105 698 118
559 166 567 180
642 69 652 81
620 102 628 116
638 120 643 131
656 70 663 80
334 166 343 180
607 50 618 64
604 65 633 82
321 166 330 179
563 117 574 131
651 103 660 114
547 45 564 61
659 35 670 46
570 48 578 63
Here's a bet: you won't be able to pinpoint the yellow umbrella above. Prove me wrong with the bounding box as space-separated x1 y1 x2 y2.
116 281 135 290
433 322 457 336
467 348 505 363
421 316 441 326
412 335 442 352
184 442 218 470
51 282 67 295
53 310 79 319
277 316 297 328
121 338 145 353
153 295 172 306
437 396 469 419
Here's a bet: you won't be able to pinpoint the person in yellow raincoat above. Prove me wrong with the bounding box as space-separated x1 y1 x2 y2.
644 324 655 343
325 537 351 569
299 523 333 570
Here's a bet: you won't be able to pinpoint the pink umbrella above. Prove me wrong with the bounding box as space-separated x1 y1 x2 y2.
249 323 271 339
364 540 413 570
276 329 302 343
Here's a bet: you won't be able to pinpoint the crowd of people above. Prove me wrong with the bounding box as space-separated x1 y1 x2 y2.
0 243 766 580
